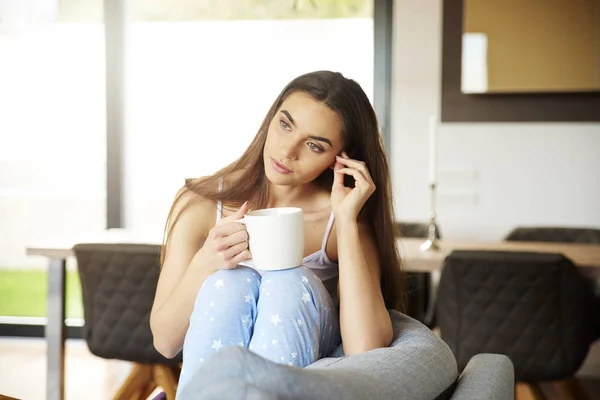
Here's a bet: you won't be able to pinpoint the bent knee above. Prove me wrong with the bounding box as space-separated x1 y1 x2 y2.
202 267 260 288
195 267 261 306
259 266 327 308
262 266 318 286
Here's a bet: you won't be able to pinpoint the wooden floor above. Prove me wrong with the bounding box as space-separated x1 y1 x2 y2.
0 338 161 400
1 337 599 400
517 381 600 400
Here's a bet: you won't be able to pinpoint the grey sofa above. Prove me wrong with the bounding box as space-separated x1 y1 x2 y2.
178 310 514 399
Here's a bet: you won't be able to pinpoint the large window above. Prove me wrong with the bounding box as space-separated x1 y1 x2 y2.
124 0 374 233
0 0 376 323
0 0 105 320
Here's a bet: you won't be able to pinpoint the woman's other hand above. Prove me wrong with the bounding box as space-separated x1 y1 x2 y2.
330 152 376 223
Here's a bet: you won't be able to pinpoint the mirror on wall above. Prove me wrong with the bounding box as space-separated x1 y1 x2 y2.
461 0 600 93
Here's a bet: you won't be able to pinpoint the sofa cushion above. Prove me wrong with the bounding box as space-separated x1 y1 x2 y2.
178 310 458 399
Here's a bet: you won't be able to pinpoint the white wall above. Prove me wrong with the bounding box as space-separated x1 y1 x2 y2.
390 0 600 241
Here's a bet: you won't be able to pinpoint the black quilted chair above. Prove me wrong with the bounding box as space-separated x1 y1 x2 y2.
505 226 600 244
506 225 600 297
436 250 600 398
396 221 441 327
74 243 181 400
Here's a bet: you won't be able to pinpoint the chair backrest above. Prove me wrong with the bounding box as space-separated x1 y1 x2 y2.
397 221 441 239
505 227 600 244
73 243 181 364
436 250 595 382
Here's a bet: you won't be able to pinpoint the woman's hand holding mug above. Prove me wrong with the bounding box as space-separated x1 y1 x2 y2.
197 201 251 272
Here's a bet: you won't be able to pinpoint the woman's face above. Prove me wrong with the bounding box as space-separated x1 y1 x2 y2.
263 92 344 186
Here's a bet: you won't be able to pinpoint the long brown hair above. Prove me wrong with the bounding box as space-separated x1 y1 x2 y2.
161 71 405 311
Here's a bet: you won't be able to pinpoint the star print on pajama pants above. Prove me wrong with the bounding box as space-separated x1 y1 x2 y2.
177 265 341 395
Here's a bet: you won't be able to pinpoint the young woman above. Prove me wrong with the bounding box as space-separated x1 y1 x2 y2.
149 70 405 394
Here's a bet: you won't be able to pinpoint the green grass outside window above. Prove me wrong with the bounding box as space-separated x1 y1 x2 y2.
0 269 83 319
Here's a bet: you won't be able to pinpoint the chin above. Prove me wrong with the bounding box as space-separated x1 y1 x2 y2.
264 167 294 185
262 157 281 181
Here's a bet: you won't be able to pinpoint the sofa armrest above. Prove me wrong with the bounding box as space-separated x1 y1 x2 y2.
450 354 514 400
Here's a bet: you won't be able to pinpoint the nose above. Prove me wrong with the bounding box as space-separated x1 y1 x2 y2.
281 140 299 161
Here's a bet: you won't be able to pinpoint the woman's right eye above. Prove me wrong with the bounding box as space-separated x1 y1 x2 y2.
279 119 291 131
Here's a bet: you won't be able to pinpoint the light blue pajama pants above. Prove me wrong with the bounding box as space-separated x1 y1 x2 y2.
177 265 341 396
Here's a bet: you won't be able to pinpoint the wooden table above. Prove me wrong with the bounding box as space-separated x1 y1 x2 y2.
399 238 600 325
399 238 600 278
27 232 600 400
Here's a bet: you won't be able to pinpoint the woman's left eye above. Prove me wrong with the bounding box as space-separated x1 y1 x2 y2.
307 142 323 153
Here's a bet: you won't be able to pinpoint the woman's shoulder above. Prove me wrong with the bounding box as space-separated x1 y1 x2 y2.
170 180 219 232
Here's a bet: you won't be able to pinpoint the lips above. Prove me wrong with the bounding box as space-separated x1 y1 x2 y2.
270 157 292 174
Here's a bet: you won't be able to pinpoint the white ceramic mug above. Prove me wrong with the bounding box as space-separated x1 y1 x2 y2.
236 207 304 271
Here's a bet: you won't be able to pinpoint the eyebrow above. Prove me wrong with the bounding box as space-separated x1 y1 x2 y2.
280 110 333 147
281 110 295 126
308 135 333 147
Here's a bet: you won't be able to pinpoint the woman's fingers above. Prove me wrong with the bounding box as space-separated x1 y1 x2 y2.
230 248 252 265
334 167 375 194
332 160 345 187
215 229 249 251
222 241 250 262
220 245 251 269
335 154 366 169
336 155 372 180
335 155 375 187
216 201 250 226
334 167 366 184
237 201 251 217
211 221 246 239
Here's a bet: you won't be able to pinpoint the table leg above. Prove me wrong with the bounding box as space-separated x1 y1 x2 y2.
46 258 66 400
406 272 429 322
423 270 441 327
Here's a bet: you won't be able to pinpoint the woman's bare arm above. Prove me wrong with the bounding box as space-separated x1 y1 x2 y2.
336 221 393 355
150 189 216 358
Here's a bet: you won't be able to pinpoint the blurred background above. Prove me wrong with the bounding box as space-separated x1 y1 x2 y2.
1 0 600 399
0 0 373 320
0 0 374 398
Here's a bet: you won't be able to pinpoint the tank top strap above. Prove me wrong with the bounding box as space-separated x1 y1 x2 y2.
320 212 335 251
